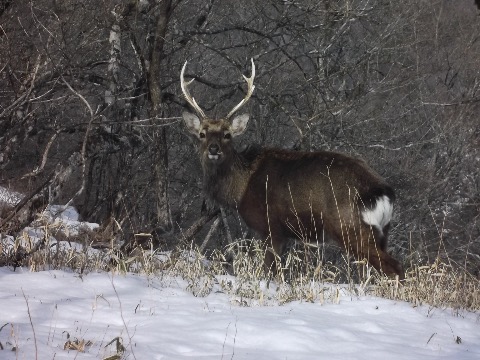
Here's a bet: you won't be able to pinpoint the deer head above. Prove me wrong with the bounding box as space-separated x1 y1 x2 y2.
181 59 255 165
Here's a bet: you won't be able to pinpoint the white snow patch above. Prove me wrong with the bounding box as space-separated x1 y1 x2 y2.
1 200 100 256
40 205 99 235
0 187 479 359
0 185 23 206
0 269 479 360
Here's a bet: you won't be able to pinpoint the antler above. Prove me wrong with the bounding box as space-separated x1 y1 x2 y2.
226 58 256 119
180 61 207 118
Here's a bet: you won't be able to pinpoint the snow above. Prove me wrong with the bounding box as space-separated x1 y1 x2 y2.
0 190 479 359
0 185 23 207
0 269 479 360
38 205 99 235
1 204 101 258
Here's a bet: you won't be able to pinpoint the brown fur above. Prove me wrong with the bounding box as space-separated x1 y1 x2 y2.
183 114 404 279
180 59 402 278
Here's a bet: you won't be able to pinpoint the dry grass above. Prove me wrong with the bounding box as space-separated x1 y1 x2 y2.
1 222 479 312
374 260 480 311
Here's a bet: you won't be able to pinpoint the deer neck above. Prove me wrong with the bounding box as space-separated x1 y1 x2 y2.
202 150 253 208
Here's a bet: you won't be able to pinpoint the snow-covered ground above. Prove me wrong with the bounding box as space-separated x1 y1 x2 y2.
1 187 479 359
0 185 23 207
0 268 479 360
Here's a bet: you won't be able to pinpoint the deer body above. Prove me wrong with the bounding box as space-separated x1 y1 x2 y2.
181 60 403 278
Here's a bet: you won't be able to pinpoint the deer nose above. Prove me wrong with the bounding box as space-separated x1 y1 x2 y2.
208 143 220 155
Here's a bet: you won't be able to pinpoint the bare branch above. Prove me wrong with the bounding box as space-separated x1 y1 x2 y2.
61 76 95 206
0 55 41 118
21 131 60 179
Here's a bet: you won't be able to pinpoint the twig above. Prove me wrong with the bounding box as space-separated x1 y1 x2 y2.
422 98 479 106
221 317 238 360
0 55 41 118
21 289 38 360
180 208 220 243
12 236 48 270
231 317 238 360
61 76 95 206
0 171 54 231
426 332 437 345
110 274 137 360
199 216 220 252
221 321 232 360
22 130 61 179
220 207 233 246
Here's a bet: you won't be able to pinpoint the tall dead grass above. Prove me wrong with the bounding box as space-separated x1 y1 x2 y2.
1 223 479 311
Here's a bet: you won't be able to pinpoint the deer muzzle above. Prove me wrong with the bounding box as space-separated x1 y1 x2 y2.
207 143 222 160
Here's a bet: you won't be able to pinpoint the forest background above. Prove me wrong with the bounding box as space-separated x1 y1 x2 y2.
0 0 479 275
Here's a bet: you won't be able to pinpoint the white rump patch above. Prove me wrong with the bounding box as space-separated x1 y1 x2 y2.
361 195 393 233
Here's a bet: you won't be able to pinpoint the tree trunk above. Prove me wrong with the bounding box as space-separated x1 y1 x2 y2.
79 10 124 224
147 0 173 234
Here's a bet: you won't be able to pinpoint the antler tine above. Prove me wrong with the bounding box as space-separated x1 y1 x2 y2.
180 61 207 118
226 58 256 119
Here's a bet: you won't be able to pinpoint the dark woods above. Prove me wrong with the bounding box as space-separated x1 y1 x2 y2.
0 1 479 275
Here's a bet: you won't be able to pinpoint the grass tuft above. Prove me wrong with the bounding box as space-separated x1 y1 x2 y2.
1 223 479 311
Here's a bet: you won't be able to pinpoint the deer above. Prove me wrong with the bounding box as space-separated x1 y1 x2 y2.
180 59 404 279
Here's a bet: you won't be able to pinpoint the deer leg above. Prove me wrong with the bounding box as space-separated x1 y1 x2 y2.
331 223 403 279
369 249 404 279
377 222 390 252
356 224 404 279
262 230 287 277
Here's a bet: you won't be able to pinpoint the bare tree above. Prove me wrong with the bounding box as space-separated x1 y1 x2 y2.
0 0 478 273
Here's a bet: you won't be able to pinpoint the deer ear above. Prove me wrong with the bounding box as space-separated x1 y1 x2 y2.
230 114 249 137
182 111 202 134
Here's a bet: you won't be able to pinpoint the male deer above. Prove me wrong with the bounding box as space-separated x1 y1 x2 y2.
180 59 404 278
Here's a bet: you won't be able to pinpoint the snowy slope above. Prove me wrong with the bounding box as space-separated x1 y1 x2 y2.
0 186 22 207
0 268 479 360
0 188 479 359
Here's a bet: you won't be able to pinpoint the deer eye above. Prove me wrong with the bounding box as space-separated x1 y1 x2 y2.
224 133 231 140
199 132 206 139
